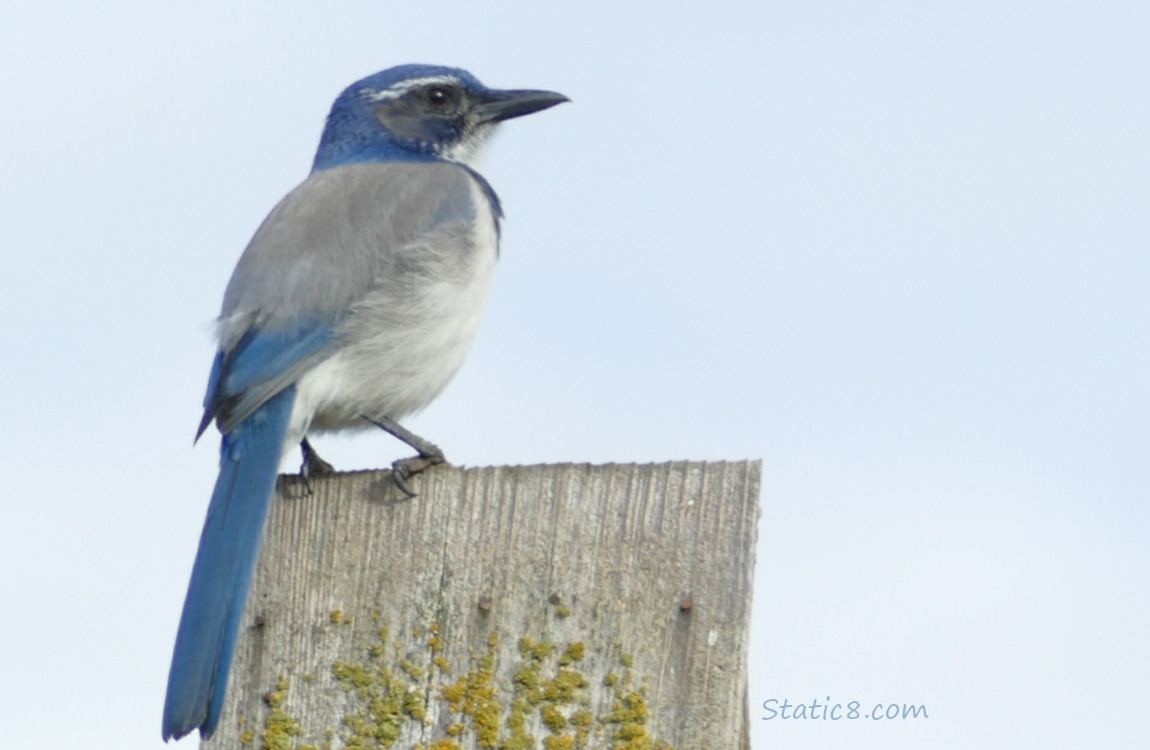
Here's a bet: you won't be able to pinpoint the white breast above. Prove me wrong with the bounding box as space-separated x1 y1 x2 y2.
288 177 499 442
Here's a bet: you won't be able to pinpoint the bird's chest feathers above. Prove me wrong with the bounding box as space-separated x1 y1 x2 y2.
294 182 499 431
399 209 499 358
393 177 499 353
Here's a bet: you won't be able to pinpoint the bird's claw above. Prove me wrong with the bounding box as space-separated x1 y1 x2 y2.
302 451 336 479
298 437 337 495
390 450 445 497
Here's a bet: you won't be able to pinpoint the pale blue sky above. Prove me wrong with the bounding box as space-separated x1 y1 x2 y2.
1 2 1146 747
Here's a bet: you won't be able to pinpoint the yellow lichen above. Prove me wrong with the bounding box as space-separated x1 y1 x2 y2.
260 675 304 750
440 634 501 748
400 658 425 681
601 688 677 750
423 740 463 750
331 627 422 748
570 709 593 728
540 704 567 732
239 613 676 750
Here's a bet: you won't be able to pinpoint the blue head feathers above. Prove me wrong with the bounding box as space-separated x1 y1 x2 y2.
313 64 568 170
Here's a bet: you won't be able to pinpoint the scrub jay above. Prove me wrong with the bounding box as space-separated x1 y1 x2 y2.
161 64 567 741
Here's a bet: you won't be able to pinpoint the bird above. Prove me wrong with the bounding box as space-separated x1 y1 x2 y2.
161 64 567 741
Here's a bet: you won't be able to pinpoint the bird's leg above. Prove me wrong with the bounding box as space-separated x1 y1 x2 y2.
299 437 337 491
363 415 446 497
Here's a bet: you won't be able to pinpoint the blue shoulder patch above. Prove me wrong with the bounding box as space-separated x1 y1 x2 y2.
198 323 335 438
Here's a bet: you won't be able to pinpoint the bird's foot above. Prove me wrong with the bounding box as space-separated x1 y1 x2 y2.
301 437 337 477
362 414 446 497
298 437 337 495
391 447 446 497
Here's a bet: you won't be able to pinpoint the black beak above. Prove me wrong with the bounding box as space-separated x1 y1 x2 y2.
474 88 570 124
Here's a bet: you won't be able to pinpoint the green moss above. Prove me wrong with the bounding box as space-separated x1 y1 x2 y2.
440 633 502 748
605 690 647 726
540 704 567 732
400 658 425 681
260 675 304 750
426 622 445 654
238 613 675 750
515 664 541 692
403 688 427 722
570 709 592 726
559 643 585 666
553 669 589 702
601 681 676 750
519 637 555 662
331 627 427 749
421 741 462 750
503 697 535 749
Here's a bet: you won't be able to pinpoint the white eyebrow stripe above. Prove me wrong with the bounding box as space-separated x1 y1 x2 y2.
361 76 461 102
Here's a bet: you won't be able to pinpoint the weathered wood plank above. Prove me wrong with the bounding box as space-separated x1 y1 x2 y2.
204 460 760 749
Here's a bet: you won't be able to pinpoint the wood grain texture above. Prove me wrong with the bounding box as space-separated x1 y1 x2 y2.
204 461 760 749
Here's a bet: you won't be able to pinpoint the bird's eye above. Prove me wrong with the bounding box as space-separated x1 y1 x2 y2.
425 86 453 108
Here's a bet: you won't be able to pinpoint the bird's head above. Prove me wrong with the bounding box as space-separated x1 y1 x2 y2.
313 64 568 171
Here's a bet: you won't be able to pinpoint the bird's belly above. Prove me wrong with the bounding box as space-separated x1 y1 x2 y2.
290 233 498 438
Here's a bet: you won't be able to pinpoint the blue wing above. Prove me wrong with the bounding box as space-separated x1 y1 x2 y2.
197 323 336 439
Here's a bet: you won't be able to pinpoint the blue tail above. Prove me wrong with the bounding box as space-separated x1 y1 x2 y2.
162 387 295 741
